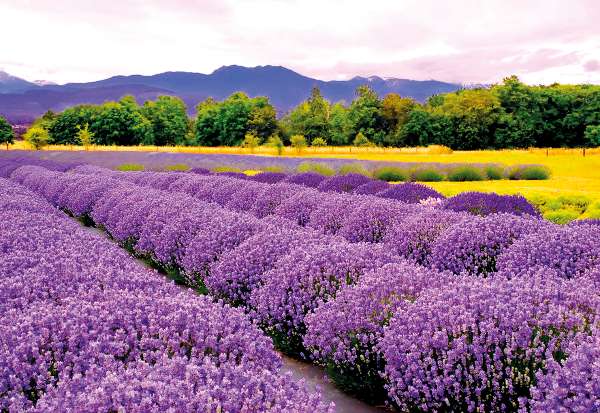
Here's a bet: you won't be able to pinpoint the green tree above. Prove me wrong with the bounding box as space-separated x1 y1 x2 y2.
24 126 50 150
242 132 261 153
48 105 97 144
347 85 386 145
143 96 189 146
91 96 153 146
381 94 417 146
585 125 600 147
267 134 284 155
281 87 330 142
0 115 14 150
329 102 351 145
311 137 327 147
353 131 372 147
290 134 307 153
76 123 94 149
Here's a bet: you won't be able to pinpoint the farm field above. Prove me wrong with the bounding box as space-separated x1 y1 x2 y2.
4 145 600 221
1 153 599 412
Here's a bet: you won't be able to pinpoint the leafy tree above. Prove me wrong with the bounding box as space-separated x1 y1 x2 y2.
24 126 50 150
91 96 153 146
353 131 372 147
381 94 416 145
347 85 386 145
242 132 261 153
290 134 307 153
0 115 14 149
267 134 284 155
281 87 330 142
585 125 600 147
311 137 327 147
76 123 94 149
143 96 189 146
48 105 98 144
329 102 351 145
194 92 277 146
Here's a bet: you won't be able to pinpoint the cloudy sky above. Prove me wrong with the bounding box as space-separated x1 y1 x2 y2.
1 0 599 85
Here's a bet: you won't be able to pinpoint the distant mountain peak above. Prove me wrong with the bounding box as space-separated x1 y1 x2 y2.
0 65 462 123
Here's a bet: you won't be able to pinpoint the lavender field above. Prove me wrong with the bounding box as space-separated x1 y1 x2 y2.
1 154 599 412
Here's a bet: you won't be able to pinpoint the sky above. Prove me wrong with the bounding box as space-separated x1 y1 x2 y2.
1 0 600 85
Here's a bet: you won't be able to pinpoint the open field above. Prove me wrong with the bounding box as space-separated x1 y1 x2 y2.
2 154 599 411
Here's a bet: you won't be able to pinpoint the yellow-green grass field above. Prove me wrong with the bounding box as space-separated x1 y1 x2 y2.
8 142 600 222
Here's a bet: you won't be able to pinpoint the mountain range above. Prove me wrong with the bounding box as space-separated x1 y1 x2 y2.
0 65 461 124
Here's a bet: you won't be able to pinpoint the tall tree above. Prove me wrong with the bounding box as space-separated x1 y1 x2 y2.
347 85 386 145
143 96 189 146
0 115 14 149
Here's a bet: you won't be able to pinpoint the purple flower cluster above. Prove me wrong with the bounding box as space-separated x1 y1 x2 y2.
430 213 548 276
304 262 457 400
378 182 444 204
529 329 600 412
496 224 600 279
250 242 399 356
0 177 333 412
444 191 540 217
282 172 327 188
249 171 287 183
317 173 372 193
5 156 599 411
385 209 469 265
379 276 600 412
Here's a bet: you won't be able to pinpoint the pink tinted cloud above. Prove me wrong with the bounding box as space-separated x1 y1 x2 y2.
1 0 599 84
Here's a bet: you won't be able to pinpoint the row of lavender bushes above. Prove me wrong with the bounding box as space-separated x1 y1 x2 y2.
3 157 599 411
117 160 551 182
0 174 333 411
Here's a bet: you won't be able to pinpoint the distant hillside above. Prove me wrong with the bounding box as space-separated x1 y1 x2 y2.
0 65 461 123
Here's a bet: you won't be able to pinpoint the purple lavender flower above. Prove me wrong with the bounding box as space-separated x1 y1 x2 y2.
317 174 372 193
352 180 390 195
430 213 547 276
377 182 444 204
444 191 540 217
283 172 327 188
250 171 287 183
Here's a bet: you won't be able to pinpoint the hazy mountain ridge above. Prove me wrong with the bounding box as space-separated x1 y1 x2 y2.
0 65 461 123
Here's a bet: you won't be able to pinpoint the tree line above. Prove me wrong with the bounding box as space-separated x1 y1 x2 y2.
6 75 600 150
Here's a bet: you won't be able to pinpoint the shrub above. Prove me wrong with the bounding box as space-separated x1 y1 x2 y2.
426 144 453 154
543 209 580 224
380 276 600 412
250 172 286 184
311 137 327 147
282 172 327 188
447 166 485 181
304 262 455 404
508 165 551 180
190 167 211 175
431 213 547 277
164 163 190 172
317 174 372 193
213 165 243 173
496 224 600 279
23 126 50 150
352 180 390 195
250 242 398 356
411 168 445 182
262 165 285 173
267 135 284 156
353 132 372 147
444 192 540 217
116 163 145 171
529 329 600 412
484 165 505 180
337 163 371 176
297 162 336 176
290 135 307 154
372 166 408 182
242 132 261 153
378 182 444 204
